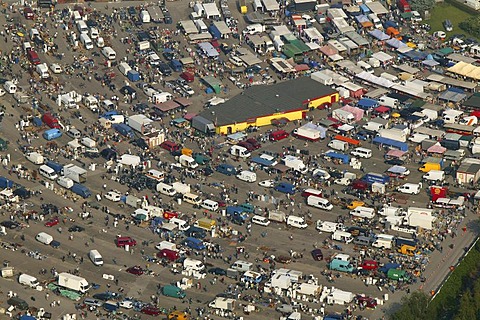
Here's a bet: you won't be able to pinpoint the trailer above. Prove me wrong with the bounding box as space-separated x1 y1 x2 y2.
293 122 327 141
327 288 355 305
332 109 355 124
268 210 286 222
209 297 236 310
63 164 87 183
378 128 407 142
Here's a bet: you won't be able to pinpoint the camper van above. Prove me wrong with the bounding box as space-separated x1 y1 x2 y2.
80 33 93 50
331 231 353 243
286 215 308 229
156 182 176 196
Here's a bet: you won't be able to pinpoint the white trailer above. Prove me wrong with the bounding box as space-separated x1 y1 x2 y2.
209 297 236 310
327 288 355 305
172 182 191 195
293 126 322 141
311 71 333 85
378 128 407 142
57 272 89 293
282 155 308 173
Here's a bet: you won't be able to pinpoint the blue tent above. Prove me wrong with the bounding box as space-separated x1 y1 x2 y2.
20 316 37 320
357 98 379 110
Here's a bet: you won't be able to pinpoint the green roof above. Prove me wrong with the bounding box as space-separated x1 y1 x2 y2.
283 44 303 58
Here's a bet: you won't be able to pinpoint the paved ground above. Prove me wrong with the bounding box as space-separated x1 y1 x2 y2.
0 1 477 320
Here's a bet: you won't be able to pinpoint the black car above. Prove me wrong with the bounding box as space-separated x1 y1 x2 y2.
1 221 20 229
68 225 85 232
158 63 172 76
100 148 117 161
384 158 405 166
201 167 214 176
208 267 227 276
92 293 111 301
127 6 137 15
311 248 323 261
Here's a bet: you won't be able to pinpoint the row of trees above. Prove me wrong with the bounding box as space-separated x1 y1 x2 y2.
459 16 480 39
390 240 480 320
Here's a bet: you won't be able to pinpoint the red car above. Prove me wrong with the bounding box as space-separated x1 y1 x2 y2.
246 138 261 150
141 305 162 316
360 260 379 271
237 141 255 152
355 295 378 309
126 266 144 276
44 217 59 227
160 141 180 152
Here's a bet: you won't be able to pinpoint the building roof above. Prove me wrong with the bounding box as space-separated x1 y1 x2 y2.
198 77 337 126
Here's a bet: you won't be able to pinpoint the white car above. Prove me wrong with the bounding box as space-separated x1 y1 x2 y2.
433 31 446 39
312 168 331 180
105 191 121 202
118 300 133 309
0 88 5 97
251 215 270 226
334 177 351 186
50 63 62 74
258 179 275 188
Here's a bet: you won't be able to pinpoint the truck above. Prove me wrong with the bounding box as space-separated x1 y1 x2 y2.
147 6 164 23
178 155 199 169
268 210 286 222
282 155 308 173
71 183 91 198
57 272 89 293
332 109 355 124
36 63 50 79
208 297 236 310
63 164 87 183
127 114 154 134
378 128 407 142
378 206 404 216
191 116 215 135
292 126 325 141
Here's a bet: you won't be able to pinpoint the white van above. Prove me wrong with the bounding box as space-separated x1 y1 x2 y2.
72 10 82 21
423 170 445 182
236 170 257 183
372 234 394 249
331 230 353 243
156 182 176 196
39 165 58 180
286 215 308 229
80 33 93 50
396 182 422 195
170 217 189 231
357 60 374 73
350 147 372 159
57 176 74 189
35 232 53 245
229 55 244 67
4 81 17 94
90 27 99 39
101 46 116 60
66 127 81 138
76 20 88 34
18 274 40 288
195 19 208 33
328 140 348 152
316 220 345 233
231 260 253 272
183 193 202 206
183 258 205 271
251 215 270 226
80 137 96 148
306 195 333 211
201 199 219 212
350 206 375 219
88 249 104 266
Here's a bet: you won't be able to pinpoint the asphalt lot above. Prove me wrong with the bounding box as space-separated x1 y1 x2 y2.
0 1 477 320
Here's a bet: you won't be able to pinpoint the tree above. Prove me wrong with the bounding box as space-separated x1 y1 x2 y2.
454 292 476 320
459 16 480 38
390 291 430 320
410 0 435 12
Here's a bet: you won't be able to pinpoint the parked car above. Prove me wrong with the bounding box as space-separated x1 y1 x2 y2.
126 266 145 275
141 305 162 316
68 225 85 232
311 248 323 261
44 217 59 227
208 267 227 276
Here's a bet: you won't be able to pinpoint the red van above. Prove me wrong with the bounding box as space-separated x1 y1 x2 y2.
24 7 34 20
360 260 379 271
27 50 40 65
115 236 137 248
180 71 194 83
157 248 179 261
42 113 60 129
269 130 289 142
160 140 180 152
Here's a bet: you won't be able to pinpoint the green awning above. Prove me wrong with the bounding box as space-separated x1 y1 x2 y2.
400 12 412 19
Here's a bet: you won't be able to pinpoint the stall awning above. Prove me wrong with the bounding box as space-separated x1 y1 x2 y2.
427 144 447 154
386 149 406 158
174 97 192 107
155 100 181 112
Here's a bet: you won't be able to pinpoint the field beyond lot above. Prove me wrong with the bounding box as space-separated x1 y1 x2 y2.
425 1 477 38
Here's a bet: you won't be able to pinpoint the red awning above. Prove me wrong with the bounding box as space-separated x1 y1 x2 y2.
183 113 196 121
155 100 180 112
386 149 406 158
374 106 390 113
294 64 310 72
174 97 192 107
428 145 447 154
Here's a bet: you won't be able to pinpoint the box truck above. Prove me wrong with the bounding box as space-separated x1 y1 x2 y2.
57 272 89 293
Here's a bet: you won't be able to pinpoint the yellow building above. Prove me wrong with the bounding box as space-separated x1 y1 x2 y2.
198 77 339 135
